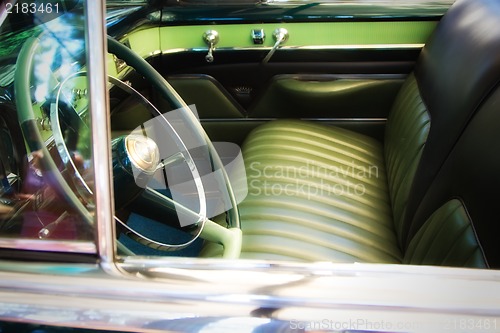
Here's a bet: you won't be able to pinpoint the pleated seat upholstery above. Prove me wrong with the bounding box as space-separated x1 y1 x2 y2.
239 120 401 262
230 0 500 266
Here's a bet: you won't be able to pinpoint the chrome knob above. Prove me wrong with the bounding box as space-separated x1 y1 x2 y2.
203 30 219 63
273 28 289 44
262 28 289 64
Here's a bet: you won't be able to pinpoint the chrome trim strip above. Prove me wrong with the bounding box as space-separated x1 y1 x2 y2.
200 117 387 122
306 117 387 122
0 238 96 253
285 43 425 50
269 73 408 80
162 43 424 54
85 1 118 271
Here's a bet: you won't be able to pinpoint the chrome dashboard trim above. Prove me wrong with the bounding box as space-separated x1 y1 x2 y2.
162 43 424 54
295 43 424 50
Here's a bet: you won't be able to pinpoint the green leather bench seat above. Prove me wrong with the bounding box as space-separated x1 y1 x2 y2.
238 117 488 266
232 0 500 267
239 120 401 262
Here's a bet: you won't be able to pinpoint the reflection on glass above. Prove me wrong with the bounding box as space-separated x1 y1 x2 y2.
0 3 95 244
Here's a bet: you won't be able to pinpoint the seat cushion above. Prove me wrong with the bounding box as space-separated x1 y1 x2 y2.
238 120 402 262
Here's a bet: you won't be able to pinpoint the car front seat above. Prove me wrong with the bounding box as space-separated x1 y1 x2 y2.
201 0 500 267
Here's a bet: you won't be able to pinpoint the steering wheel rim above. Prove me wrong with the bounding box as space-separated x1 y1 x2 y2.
107 36 241 230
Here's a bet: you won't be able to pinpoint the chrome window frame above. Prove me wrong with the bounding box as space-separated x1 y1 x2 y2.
85 0 118 268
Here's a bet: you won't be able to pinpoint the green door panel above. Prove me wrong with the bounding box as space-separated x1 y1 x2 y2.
107 20 438 144
109 21 436 73
249 75 405 118
158 21 437 50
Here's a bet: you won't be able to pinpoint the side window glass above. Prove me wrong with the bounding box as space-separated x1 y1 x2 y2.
0 2 95 249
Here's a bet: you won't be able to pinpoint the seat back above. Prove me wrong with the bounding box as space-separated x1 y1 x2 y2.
404 84 500 268
384 0 500 248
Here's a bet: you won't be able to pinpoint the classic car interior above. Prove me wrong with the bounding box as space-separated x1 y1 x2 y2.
1 0 500 269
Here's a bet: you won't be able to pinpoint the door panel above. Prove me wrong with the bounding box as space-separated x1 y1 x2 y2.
112 5 446 143
162 49 418 109
248 74 405 118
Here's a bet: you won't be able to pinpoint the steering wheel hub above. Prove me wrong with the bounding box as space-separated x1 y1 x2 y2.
125 135 159 175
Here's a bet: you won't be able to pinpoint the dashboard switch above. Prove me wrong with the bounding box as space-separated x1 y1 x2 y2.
251 29 265 44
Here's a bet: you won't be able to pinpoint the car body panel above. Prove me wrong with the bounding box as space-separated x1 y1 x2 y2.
1 260 500 332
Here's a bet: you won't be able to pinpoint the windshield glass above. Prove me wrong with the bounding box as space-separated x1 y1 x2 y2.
0 1 96 251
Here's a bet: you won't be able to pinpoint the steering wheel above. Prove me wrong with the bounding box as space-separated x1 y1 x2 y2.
14 35 242 258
